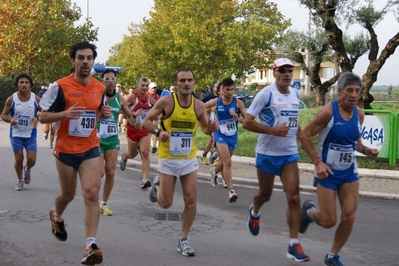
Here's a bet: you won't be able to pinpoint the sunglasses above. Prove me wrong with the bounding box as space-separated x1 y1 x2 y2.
275 68 294 74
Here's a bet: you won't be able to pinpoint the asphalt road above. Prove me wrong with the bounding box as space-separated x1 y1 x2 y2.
0 121 397 266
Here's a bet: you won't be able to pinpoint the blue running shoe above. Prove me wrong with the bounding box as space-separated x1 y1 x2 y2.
324 254 344 266
300 199 315 234
247 204 260 236
286 243 310 262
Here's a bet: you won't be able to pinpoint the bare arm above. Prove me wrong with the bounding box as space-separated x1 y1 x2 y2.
196 99 218 136
40 102 86 124
242 113 289 136
1 96 17 125
143 97 171 142
148 95 157 106
234 99 246 123
298 103 334 178
204 98 217 111
35 95 43 113
119 95 134 125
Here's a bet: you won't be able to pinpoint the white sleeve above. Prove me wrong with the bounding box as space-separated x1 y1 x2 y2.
39 82 62 112
246 87 271 117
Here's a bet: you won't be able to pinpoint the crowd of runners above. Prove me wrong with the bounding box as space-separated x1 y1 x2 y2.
1 41 379 266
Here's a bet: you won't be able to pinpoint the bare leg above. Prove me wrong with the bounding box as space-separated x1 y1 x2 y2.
13 150 24 180
101 149 118 202
215 143 233 189
138 136 151 179
124 138 139 160
252 169 275 213
54 159 78 216
79 157 102 238
332 181 359 254
25 150 36 170
279 161 301 238
179 171 197 238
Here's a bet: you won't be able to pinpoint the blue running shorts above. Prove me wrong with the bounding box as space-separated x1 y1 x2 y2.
255 153 300 176
10 136 37 152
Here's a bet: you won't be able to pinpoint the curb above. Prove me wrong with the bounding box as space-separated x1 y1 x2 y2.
118 156 399 201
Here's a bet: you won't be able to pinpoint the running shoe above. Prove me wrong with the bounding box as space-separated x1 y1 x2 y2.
202 156 209 165
248 204 260 236
49 208 67 241
49 143 53 149
229 190 238 203
212 158 218 166
24 166 31 184
210 167 218 187
15 180 24 191
140 179 152 189
99 204 113 216
222 179 228 189
299 199 316 234
43 133 48 140
151 145 157 153
324 254 344 266
119 153 127 171
149 176 159 203
177 238 196 257
81 243 103 265
286 243 310 262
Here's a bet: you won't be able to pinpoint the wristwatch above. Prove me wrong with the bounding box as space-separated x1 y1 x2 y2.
154 129 160 137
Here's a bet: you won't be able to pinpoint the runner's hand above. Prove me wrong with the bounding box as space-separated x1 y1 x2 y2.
272 123 289 137
65 103 85 119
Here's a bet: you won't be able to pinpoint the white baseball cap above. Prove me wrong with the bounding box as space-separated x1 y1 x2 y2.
116 84 122 87
149 82 157 88
273 58 294 69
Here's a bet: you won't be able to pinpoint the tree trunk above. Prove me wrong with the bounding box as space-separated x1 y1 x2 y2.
361 32 399 109
313 84 329 106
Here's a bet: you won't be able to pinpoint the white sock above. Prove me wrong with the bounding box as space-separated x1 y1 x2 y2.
251 209 260 218
100 201 107 206
328 252 335 259
289 239 299 246
306 207 315 217
86 237 96 249
53 212 63 222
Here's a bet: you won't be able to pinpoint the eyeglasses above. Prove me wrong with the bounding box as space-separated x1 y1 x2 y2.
275 68 294 74
103 77 117 81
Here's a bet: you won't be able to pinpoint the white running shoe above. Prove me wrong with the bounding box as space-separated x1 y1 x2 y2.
177 238 195 257
229 190 238 203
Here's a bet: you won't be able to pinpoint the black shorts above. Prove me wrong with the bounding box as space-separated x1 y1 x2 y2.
56 147 100 169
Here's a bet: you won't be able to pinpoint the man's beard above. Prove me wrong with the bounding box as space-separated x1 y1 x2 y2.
106 89 116 97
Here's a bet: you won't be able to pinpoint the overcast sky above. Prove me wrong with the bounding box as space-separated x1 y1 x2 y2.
73 0 399 86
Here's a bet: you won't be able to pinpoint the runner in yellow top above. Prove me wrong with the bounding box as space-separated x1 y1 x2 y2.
143 68 218 257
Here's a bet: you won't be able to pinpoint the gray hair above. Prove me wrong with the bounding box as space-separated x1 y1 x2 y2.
337 72 363 92
137 76 149 85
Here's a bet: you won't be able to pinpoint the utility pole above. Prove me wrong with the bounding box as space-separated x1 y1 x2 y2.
86 0 89 19
305 10 311 96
